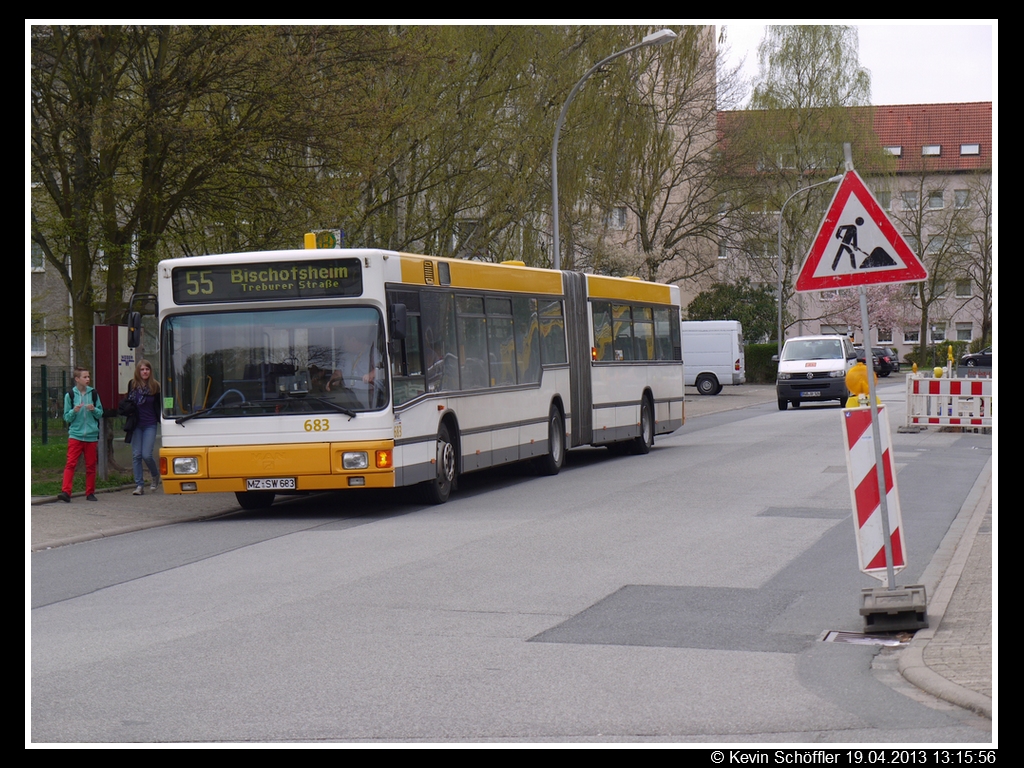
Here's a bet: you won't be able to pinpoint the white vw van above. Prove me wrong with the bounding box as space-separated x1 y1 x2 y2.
681 320 746 395
774 334 857 410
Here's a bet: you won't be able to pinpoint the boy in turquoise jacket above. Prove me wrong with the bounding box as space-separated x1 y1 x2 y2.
59 367 103 502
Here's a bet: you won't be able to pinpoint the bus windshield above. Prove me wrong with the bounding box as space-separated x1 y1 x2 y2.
162 306 388 418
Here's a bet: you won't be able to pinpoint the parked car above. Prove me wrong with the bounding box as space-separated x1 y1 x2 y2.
960 346 992 368
854 346 896 377
889 348 901 373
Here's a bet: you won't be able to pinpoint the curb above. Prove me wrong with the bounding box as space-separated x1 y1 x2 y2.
898 457 993 719
31 483 137 505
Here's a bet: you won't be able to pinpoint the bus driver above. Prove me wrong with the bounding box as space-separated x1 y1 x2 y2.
326 328 380 405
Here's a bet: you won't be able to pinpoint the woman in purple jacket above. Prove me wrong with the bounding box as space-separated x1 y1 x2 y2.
127 360 161 495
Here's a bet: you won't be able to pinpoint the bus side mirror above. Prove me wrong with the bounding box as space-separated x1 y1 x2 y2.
127 311 143 348
389 303 407 341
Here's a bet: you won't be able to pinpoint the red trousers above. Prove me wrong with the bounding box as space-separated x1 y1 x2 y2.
63 438 97 495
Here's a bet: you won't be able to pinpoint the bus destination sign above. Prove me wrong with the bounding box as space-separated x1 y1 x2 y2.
172 258 363 304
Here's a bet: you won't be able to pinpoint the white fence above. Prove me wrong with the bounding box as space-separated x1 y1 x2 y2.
905 375 993 428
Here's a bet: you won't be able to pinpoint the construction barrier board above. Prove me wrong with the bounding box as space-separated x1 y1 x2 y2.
842 404 906 581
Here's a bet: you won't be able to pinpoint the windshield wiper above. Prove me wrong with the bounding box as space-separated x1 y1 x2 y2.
174 400 252 425
310 398 357 419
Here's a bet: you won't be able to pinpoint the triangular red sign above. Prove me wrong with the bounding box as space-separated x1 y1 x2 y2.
795 170 928 292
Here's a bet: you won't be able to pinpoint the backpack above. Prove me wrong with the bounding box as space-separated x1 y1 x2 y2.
67 387 99 409
67 387 115 418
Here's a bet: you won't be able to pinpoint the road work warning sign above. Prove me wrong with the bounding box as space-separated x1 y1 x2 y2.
796 170 928 292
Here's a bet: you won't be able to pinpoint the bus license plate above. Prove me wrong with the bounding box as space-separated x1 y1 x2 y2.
246 478 296 490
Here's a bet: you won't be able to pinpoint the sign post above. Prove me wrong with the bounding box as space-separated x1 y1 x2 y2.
796 165 929 630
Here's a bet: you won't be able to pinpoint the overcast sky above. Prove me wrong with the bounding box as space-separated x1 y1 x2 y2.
718 21 995 108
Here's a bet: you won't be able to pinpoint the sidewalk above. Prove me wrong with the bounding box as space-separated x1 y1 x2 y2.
29 382 993 720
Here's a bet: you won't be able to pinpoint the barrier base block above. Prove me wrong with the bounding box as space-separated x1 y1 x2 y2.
860 585 929 631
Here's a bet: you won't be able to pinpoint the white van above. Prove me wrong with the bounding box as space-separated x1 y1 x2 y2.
681 320 746 395
774 334 857 410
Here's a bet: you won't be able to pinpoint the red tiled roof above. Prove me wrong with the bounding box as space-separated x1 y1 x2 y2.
717 102 991 173
868 102 990 172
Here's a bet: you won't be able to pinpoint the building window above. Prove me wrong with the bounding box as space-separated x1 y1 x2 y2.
927 191 944 210
904 328 920 344
820 324 849 339
925 237 944 255
901 191 919 210
956 323 973 342
607 207 628 231
875 190 891 210
954 189 970 209
933 281 947 297
956 280 972 298
717 241 728 260
884 146 902 157
31 242 45 272
930 323 946 342
877 328 893 344
819 290 839 301
905 283 919 298
922 145 941 156
960 143 980 156
31 316 46 356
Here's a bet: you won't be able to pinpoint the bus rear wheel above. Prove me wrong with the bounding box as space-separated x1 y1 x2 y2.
422 423 456 504
631 397 654 455
534 407 565 476
235 491 275 510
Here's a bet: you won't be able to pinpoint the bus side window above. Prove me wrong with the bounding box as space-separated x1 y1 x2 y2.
513 297 540 383
592 302 613 362
612 304 633 362
633 306 653 361
422 291 459 392
539 300 567 365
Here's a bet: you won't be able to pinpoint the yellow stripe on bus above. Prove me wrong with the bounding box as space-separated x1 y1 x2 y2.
398 254 562 294
586 274 673 304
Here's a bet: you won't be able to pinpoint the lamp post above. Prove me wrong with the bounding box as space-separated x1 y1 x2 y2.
551 28 677 271
776 174 844 357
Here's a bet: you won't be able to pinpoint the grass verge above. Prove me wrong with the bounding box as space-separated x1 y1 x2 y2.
31 433 134 496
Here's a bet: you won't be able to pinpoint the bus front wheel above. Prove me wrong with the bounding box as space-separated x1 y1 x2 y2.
235 491 275 510
422 423 456 504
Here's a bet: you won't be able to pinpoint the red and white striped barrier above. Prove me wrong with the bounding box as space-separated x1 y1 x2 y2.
906 376 993 427
842 405 906 581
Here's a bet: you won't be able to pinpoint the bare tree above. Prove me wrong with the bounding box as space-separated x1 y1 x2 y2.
581 26 751 285
31 25 388 363
721 26 880 336
881 161 980 356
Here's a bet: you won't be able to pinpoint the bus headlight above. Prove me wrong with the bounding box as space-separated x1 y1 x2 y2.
173 457 199 475
342 452 369 470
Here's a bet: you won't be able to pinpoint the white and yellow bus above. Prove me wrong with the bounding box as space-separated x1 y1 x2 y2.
154 246 684 508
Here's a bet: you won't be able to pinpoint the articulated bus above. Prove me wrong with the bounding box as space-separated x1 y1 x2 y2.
154 247 684 508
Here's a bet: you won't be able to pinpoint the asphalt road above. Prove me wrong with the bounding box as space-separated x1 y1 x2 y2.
30 376 993 744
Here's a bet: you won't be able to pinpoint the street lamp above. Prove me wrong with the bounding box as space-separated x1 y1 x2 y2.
776 174 844 357
551 28 677 271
